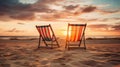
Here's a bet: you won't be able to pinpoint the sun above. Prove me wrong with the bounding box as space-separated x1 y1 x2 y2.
62 31 67 36
62 31 71 36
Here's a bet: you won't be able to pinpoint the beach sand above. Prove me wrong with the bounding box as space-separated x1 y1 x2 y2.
0 39 120 67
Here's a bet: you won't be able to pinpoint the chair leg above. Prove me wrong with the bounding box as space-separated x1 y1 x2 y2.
78 40 82 47
56 41 60 47
65 43 67 49
83 35 86 49
65 44 67 48
38 36 41 48
51 41 53 49
44 41 48 47
41 38 48 47
53 35 59 48
65 41 68 48
67 43 70 50
65 42 69 50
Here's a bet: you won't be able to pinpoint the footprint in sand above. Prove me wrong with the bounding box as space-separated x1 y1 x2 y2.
54 53 62 56
16 61 36 67
51 63 71 67
79 60 114 67
0 58 7 63
14 46 21 48
52 57 66 63
107 59 120 65
71 61 84 67
14 61 22 65
40 60 49 65
52 56 72 64
0 64 11 67
3 52 14 57
10 55 26 60
79 60 101 66
95 53 120 58
63 53 72 58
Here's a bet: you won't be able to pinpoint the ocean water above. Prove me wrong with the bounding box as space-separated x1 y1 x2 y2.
0 35 120 40
0 36 120 44
0 36 38 40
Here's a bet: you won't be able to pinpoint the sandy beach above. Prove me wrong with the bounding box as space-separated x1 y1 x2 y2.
0 39 120 67
0 0 120 67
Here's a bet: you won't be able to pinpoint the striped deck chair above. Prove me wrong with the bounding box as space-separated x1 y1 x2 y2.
65 23 87 49
36 24 60 48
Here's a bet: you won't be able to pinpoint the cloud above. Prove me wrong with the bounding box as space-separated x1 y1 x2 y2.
112 24 120 30
75 5 120 16
0 0 64 21
0 0 34 21
112 18 120 20
38 5 99 21
10 12 35 20
77 18 98 22
81 6 97 13
68 5 98 16
17 22 25 25
6 28 24 32
0 0 119 22
76 18 109 22
63 5 79 10
116 22 120 25
88 24 112 31
37 10 75 21
88 24 110 28
36 0 63 4
0 0 97 21
88 24 120 32
97 10 120 14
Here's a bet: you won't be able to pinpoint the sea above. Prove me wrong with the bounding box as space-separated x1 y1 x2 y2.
0 35 120 40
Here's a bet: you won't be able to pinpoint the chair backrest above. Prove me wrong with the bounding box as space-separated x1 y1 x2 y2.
67 23 86 42
36 24 53 41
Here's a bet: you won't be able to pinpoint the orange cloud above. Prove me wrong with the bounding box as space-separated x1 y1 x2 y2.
112 24 120 30
97 10 120 14
6 28 24 32
88 24 120 32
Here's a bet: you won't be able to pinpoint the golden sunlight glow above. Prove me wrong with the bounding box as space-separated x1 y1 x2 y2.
62 31 67 36
62 31 71 36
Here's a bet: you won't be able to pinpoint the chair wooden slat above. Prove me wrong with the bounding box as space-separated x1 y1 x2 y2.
36 24 59 48
66 23 87 49
41 27 47 40
45 27 52 41
70 26 74 41
36 25 51 41
77 26 84 41
73 26 77 41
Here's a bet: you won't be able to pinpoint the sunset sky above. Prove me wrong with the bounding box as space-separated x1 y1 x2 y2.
0 0 120 37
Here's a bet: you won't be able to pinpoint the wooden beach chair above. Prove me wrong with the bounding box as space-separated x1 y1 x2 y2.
36 24 60 48
65 23 87 49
